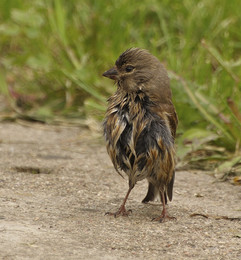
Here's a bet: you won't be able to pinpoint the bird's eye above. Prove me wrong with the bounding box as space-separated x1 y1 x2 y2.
125 65 134 73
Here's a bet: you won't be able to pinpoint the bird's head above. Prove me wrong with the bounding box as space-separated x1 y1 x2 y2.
102 48 170 96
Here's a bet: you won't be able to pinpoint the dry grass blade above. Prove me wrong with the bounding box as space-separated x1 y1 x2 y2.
227 97 241 123
190 213 241 221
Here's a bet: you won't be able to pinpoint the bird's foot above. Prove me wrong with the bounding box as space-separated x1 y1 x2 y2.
151 210 176 223
105 205 132 218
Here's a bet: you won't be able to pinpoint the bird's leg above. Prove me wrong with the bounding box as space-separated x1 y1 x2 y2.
152 191 176 222
105 186 133 217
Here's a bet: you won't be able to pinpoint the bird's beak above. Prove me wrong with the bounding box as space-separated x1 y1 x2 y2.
102 66 118 80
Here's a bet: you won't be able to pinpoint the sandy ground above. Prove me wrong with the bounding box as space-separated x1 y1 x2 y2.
0 122 240 260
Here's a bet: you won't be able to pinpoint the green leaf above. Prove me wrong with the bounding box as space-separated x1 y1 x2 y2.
215 155 241 179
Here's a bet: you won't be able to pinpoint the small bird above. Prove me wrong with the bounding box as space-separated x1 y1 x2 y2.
103 48 178 222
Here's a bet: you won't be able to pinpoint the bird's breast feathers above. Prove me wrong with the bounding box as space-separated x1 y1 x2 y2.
104 91 176 185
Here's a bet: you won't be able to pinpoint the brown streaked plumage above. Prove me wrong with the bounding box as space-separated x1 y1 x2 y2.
103 48 178 222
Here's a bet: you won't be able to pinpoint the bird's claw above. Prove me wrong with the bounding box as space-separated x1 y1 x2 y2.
151 214 176 223
105 207 132 218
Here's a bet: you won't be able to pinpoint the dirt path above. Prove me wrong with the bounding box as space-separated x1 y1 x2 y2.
0 123 240 259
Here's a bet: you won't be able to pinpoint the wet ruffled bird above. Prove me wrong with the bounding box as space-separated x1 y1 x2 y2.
103 48 178 222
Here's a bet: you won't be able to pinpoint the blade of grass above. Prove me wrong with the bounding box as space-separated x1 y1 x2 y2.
195 91 241 143
201 39 240 83
62 70 106 103
227 97 241 123
52 0 68 46
169 70 234 142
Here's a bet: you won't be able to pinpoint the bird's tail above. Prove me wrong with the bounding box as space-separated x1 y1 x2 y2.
167 170 175 201
142 170 176 204
142 182 167 204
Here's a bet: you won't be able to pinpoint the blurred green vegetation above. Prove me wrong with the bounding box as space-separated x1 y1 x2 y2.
0 0 240 180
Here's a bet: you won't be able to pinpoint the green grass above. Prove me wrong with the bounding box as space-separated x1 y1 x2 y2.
0 0 241 176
